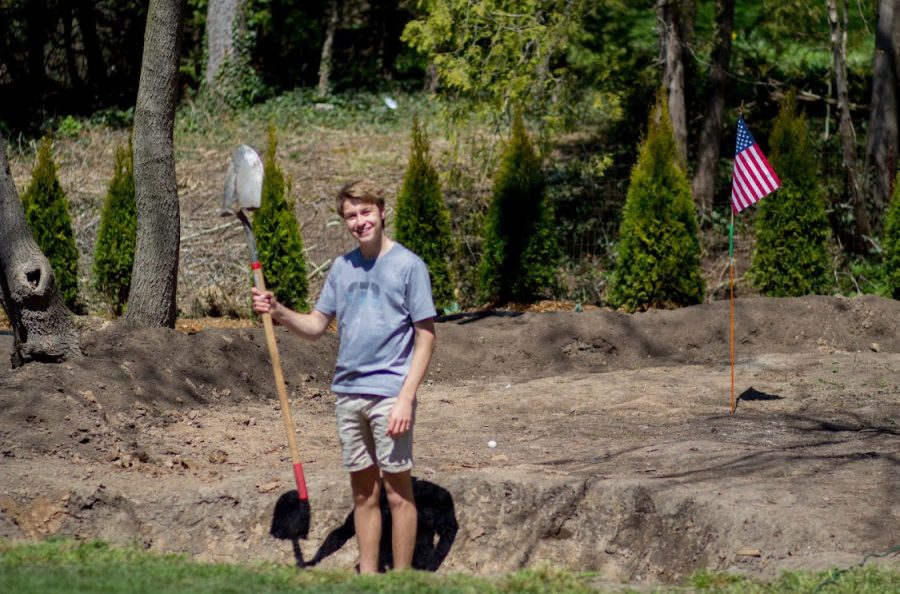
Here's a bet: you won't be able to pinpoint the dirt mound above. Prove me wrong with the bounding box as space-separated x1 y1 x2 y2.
0 296 898 583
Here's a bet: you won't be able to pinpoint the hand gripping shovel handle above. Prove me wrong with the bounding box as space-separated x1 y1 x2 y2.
238 212 308 501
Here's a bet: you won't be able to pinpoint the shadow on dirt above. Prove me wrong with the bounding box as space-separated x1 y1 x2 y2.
794 413 900 437
271 477 458 571
270 491 312 565
641 411 900 483
535 409 900 481
437 311 523 325
737 386 783 403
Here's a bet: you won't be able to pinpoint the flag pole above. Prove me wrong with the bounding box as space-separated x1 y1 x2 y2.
730 100 743 415
729 211 736 414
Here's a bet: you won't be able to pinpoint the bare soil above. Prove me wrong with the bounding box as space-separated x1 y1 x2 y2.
1 295 898 584
3 116 898 584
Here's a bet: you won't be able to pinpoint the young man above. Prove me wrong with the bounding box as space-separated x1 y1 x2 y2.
251 179 437 573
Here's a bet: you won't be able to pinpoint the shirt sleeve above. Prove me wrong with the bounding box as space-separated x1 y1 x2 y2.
405 258 438 322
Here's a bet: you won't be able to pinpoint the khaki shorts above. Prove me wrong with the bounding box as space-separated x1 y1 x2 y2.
334 394 414 473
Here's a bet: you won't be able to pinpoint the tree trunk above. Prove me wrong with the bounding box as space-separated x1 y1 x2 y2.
828 0 872 239
126 0 184 328
62 9 82 89
317 0 340 98
658 0 688 167
75 0 108 92
423 62 439 94
205 0 241 89
25 0 47 101
0 135 80 367
864 0 899 230
692 0 735 221
370 0 401 80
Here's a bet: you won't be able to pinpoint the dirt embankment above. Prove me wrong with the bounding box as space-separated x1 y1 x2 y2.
0 295 898 583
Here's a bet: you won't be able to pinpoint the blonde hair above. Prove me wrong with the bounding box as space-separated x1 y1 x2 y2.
335 179 386 216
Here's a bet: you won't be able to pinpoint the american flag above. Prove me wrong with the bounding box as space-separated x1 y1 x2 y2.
731 116 780 213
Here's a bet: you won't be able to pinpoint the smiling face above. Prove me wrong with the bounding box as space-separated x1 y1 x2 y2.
341 197 385 248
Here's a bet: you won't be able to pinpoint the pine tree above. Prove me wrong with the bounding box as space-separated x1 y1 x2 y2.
394 115 455 311
748 94 832 296
21 137 81 311
253 126 309 312
884 171 900 299
478 111 559 303
608 95 704 311
93 141 137 316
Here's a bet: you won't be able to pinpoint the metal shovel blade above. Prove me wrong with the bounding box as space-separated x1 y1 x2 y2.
221 145 264 216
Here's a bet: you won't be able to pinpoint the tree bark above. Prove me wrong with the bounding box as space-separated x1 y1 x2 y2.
828 0 872 238
317 0 340 98
0 136 81 367
864 0 899 230
126 0 184 328
658 0 688 167
25 0 47 101
205 0 241 89
692 0 735 220
62 9 82 89
74 0 108 92
423 62 439 94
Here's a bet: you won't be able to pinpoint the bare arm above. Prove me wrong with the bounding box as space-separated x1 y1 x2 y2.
251 287 332 341
387 318 436 437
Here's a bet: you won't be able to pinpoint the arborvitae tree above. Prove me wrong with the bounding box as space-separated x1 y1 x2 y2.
21 137 81 311
93 141 137 316
478 111 559 303
253 126 309 312
748 94 832 296
884 172 900 299
394 115 455 311
608 95 704 311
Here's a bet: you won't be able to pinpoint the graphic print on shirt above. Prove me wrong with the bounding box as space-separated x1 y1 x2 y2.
345 279 384 345
347 281 381 305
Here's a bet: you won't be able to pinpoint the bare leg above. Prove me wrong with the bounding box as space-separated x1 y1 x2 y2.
383 469 417 570
350 465 382 573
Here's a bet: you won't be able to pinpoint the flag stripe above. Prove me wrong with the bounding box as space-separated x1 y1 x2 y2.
731 169 750 208
733 168 756 211
733 176 752 210
749 145 781 187
741 151 772 195
734 157 768 201
747 146 779 193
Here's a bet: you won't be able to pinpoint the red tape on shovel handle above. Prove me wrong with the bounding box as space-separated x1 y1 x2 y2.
293 463 309 501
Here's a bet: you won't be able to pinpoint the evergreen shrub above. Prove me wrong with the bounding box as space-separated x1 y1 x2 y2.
253 126 309 312
394 115 455 311
93 142 137 316
608 96 704 311
478 111 559 303
884 172 900 299
748 94 832 296
21 137 81 311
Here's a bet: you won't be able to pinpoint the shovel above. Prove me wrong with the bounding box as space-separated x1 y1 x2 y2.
221 145 309 506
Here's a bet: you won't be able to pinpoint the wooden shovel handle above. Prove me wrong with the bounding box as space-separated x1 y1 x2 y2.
253 265 308 501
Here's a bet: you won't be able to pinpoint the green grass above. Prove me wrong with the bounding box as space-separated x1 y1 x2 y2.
1 540 898 594
0 539 601 594
688 566 900 593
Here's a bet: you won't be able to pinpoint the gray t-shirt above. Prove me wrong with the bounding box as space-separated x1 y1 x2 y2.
315 243 437 397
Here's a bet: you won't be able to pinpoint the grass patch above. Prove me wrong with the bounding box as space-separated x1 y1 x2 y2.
2 540 898 594
689 566 900 593
0 539 600 594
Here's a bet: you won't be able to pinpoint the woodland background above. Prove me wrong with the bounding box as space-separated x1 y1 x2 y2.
1 0 897 327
